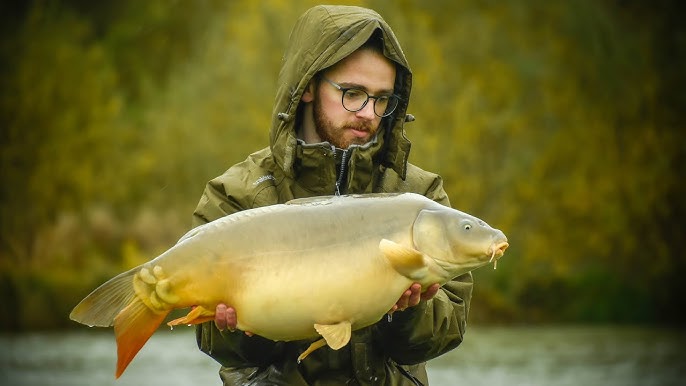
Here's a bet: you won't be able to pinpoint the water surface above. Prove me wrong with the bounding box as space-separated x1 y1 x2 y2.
2 325 683 385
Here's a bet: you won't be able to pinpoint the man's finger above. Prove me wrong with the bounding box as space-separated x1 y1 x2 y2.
420 283 441 301
215 303 228 331
407 283 422 307
399 289 412 309
226 306 238 331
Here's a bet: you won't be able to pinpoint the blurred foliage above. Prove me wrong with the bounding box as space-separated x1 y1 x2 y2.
0 0 683 330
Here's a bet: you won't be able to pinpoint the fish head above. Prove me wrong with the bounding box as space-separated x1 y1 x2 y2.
413 208 509 278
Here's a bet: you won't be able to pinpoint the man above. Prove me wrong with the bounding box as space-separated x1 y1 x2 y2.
192 5 473 385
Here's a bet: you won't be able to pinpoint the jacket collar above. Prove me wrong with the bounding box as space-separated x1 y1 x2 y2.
290 133 384 196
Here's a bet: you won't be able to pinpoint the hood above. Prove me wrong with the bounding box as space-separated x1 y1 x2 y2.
270 5 413 180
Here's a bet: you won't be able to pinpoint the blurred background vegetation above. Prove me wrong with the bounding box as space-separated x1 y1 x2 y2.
1 0 683 330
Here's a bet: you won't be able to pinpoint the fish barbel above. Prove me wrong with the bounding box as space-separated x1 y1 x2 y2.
69 193 508 378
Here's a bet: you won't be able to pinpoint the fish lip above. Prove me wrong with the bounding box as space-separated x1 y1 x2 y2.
489 241 509 262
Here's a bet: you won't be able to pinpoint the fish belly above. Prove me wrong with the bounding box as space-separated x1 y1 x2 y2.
231 246 413 341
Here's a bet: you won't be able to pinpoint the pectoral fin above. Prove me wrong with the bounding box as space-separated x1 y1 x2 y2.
379 239 428 279
167 305 215 327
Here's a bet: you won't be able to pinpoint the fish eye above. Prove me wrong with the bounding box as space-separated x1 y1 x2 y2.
464 224 472 230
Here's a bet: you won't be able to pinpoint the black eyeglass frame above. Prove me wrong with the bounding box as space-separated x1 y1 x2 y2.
321 77 402 118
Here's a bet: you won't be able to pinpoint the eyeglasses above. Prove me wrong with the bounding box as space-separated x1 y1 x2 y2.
322 77 401 118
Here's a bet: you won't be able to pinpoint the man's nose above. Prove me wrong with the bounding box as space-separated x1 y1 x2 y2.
355 101 377 120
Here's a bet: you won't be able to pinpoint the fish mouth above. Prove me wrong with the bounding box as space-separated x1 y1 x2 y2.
488 241 509 269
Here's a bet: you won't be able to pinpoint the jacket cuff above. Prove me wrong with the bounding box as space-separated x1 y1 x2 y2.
386 298 431 334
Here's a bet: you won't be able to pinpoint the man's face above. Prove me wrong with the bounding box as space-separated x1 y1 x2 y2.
312 48 397 149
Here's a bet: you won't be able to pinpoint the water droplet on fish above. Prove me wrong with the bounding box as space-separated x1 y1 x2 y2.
170 326 174 331
88 325 94 328
187 324 192 327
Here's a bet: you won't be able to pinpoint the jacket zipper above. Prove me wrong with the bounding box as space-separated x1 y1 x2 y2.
334 148 349 196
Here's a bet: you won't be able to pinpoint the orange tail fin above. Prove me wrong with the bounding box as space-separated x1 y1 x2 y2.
113 299 169 378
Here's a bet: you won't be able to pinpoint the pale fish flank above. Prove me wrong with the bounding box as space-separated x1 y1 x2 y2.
69 193 509 378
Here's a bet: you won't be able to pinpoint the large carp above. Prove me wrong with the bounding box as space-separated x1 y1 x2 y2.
70 193 509 378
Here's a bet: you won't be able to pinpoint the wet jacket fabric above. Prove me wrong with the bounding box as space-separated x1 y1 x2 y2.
191 5 473 386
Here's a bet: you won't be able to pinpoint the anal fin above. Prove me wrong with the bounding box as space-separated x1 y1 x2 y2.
167 305 215 327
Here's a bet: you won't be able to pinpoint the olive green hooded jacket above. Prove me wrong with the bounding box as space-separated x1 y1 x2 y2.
191 5 473 386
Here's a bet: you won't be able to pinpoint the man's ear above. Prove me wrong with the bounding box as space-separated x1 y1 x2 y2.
301 79 315 103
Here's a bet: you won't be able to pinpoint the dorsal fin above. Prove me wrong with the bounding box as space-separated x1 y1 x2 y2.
285 193 403 206
285 195 335 205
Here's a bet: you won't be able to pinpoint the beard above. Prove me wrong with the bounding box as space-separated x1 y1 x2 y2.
313 92 377 149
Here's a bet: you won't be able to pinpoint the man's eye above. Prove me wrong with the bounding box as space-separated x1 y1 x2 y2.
344 89 366 100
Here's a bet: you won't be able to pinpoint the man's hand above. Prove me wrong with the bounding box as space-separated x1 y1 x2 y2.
215 303 253 336
388 283 440 314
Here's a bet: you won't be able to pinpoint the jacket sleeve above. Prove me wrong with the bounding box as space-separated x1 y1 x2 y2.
376 274 473 364
192 175 284 368
376 173 474 364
